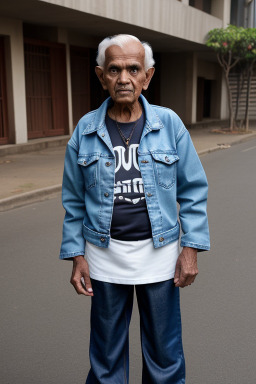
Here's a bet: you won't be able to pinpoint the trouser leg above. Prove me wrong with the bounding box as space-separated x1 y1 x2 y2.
136 279 185 384
86 279 134 384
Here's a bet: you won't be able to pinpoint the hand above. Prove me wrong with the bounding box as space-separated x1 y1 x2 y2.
70 255 93 296
174 247 198 288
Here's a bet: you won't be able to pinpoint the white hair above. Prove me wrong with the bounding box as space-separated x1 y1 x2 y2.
96 34 155 70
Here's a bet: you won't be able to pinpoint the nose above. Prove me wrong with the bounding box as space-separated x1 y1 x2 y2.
118 70 130 84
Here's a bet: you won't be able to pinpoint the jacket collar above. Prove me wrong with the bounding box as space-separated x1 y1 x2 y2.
82 94 163 135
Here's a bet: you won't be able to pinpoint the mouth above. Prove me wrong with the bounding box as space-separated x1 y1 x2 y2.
116 89 133 94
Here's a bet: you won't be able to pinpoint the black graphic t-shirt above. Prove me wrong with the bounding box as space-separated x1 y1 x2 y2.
106 110 152 241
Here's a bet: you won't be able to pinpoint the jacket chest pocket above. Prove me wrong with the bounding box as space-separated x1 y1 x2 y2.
77 154 100 190
151 152 179 189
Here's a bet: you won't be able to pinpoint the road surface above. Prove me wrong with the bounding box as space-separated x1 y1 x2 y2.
0 138 256 383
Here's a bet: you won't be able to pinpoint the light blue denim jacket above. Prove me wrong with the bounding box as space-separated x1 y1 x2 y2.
60 95 210 259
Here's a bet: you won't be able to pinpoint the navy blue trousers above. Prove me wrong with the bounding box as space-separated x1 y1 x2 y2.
86 279 185 384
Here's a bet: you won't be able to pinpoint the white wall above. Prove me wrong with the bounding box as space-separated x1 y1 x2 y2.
0 18 27 144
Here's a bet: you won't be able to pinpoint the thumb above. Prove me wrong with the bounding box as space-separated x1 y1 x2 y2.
82 274 93 295
174 259 181 284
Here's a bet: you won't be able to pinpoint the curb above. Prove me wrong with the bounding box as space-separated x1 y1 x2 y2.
198 145 231 156
0 136 70 157
0 185 62 212
197 131 256 156
1 132 256 212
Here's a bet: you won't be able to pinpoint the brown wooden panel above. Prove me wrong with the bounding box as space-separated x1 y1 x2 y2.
0 37 9 145
49 44 69 136
24 39 68 139
70 46 90 127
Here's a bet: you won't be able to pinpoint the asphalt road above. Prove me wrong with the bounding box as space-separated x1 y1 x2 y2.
0 138 256 384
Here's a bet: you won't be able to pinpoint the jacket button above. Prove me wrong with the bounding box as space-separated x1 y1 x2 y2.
102 133 105 137
105 162 111 167
165 156 170 162
100 237 105 242
104 192 109 197
159 237 164 242
83 161 87 165
147 192 152 197
141 160 149 164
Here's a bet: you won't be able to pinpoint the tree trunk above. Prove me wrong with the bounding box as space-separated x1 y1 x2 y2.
217 52 239 132
224 71 234 131
235 72 241 122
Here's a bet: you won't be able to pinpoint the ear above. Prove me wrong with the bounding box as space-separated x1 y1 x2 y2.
95 66 108 90
142 67 155 91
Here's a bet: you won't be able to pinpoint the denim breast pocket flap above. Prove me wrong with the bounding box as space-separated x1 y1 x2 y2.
77 154 100 189
77 154 100 167
151 152 179 189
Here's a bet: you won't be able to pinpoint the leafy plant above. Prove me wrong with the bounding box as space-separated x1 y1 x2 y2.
206 25 256 132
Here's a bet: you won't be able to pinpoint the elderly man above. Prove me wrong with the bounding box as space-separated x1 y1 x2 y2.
60 34 210 383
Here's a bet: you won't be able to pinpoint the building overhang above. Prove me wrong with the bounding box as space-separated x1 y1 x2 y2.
0 0 223 54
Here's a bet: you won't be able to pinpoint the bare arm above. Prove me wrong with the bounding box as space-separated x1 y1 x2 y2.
70 255 93 296
174 247 198 288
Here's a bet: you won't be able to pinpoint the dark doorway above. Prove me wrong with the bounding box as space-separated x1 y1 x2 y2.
197 77 212 121
24 39 69 139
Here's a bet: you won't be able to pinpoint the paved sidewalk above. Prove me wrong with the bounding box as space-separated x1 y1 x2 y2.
0 127 256 211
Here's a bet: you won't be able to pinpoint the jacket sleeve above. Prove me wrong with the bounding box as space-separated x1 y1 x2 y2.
59 140 86 260
176 127 210 251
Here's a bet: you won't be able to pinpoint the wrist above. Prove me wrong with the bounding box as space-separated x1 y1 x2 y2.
183 246 197 253
73 255 85 263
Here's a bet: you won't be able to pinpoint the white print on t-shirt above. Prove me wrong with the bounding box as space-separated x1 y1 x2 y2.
114 144 139 172
114 178 144 194
113 144 145 204
113 196 145 204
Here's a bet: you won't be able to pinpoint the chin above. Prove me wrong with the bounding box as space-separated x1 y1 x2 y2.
113 96 136 104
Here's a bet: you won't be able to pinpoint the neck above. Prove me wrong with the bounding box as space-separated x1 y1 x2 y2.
108 101 142 122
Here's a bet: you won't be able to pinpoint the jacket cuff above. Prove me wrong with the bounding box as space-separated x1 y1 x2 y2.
59 251 85 260
180 240 210 251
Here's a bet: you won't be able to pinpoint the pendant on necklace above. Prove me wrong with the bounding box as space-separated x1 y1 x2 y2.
125 144 129 161
126 139 129 145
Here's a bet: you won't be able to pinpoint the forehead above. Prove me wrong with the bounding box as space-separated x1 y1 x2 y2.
104 41 145 67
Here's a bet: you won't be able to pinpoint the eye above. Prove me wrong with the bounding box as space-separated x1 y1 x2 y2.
130 67 138 74
109 67 118 74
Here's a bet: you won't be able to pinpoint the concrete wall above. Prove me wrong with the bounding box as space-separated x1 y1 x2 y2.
160 53 187 121
211 0 231 25
161 53 227 124
160 52 198 124
220 72 229 120
40 0 223 43
0 18 27 144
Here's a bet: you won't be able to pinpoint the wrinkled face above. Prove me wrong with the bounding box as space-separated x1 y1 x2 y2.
96 41 154 105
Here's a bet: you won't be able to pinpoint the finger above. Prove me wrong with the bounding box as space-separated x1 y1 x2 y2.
70 276 92 296
82 275 94 296
179 272 198 288
174 261 181 285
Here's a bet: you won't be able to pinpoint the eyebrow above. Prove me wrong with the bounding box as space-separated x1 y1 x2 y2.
107 63 142 70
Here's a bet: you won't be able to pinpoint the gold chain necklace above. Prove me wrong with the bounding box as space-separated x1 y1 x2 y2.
115 117 140 149
114 107 142 149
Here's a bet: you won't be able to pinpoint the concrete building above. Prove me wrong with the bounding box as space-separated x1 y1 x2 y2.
231 0 256 28
0 0 232 145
